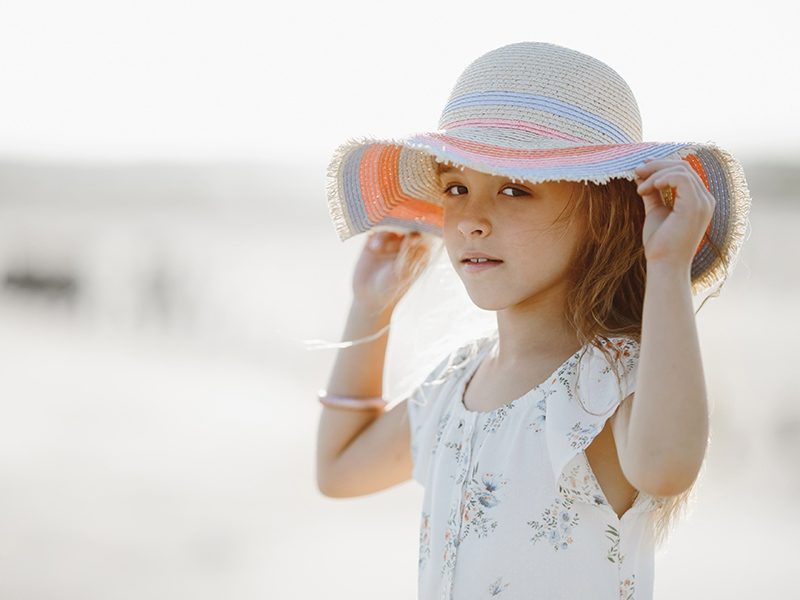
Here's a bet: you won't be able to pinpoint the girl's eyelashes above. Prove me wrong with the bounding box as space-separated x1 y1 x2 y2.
442 183 530 197
443 184 467 196
502 187 530 198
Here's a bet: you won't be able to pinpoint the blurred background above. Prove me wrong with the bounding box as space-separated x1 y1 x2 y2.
0 0 797 598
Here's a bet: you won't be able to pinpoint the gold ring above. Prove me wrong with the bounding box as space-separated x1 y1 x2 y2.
660 187 674 209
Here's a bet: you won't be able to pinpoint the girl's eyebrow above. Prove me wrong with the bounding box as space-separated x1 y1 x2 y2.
437 164 458 175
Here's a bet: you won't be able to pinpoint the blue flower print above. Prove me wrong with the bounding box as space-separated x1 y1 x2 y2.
418 511 431 569
459 465 508 539
527 388 555 433
483 405 513 433
528 496 581 551
567 420 601 449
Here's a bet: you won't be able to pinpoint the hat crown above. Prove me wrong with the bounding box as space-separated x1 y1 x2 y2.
437 42 643 147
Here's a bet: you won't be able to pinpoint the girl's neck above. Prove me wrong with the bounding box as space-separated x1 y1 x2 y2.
493 299 582 368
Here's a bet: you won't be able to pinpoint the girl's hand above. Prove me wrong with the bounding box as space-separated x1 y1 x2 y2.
634 158 716 272
351 230 431 315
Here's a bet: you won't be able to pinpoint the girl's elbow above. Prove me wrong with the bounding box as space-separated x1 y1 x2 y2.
638 459 702 497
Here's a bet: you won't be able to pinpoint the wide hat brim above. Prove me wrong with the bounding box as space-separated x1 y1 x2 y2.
326 129 752 296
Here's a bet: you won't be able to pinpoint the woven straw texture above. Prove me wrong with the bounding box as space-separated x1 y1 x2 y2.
326 42 751 296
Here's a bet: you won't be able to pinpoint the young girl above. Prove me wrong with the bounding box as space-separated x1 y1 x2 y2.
315 42 751 600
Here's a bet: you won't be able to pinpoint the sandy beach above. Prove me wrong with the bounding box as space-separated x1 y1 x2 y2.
0 170 797 598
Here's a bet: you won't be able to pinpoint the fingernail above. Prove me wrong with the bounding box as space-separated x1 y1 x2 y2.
369 235 381 249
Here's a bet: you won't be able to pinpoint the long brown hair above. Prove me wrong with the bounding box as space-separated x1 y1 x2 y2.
556 175 727 549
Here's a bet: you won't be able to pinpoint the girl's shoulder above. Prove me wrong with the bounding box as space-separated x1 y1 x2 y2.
408 333 496 408
451 332 498 362
594 333 641 350
576 334 641 403
587 334 641 368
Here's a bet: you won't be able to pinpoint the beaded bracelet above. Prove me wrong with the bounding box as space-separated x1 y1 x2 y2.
317 389 388 412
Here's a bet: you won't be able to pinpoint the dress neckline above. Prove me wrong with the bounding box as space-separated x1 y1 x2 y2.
457 336 586 415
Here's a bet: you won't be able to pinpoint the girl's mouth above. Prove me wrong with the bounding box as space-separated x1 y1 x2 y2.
461 258 503 272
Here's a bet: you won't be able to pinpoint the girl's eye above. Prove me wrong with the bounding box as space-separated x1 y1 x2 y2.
443 184 529 197
501 186 529 197
443 184 467 196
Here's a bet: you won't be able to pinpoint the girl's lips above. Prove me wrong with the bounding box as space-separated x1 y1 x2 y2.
461 260 503 272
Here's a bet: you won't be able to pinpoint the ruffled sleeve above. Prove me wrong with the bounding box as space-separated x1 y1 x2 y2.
544 336 640 499
406 337 490 486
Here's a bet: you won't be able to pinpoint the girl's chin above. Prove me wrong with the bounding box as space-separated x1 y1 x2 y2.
462 291 508 312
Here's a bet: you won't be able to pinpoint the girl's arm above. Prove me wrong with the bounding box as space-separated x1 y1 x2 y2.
613 158 714 497
316 301 393 494
315 230 430 496
619 262 710 497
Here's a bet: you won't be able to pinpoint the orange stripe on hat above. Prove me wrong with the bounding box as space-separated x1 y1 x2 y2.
382 146 444 227
378 145 405 212
358 144 444 228
360 144 386 223
683 155 713 257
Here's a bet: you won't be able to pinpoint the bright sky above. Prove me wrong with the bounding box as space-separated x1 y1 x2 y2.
0 0 795 165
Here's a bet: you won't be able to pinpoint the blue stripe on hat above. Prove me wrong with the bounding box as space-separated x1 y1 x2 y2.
689 148 729 279
442 91 634 144
343 145 375 233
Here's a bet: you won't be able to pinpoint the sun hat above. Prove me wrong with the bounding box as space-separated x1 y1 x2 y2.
325 41 751 296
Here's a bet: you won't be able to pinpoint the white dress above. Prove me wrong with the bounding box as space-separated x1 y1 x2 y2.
407 332 667 600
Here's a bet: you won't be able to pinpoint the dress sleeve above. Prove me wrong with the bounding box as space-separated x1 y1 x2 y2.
406 339 484 486
544 336 640 498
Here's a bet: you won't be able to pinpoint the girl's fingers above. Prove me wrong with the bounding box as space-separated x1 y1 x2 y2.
635 165 686 195
637 168 712 206
635 160 708 199
638 172 715 217
633 158 685 178
367 231 404 253
399 234 428 264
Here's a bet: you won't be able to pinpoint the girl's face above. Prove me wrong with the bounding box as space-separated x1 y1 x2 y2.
440 165 586 312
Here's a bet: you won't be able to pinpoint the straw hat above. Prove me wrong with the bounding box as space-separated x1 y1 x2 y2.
325 41 751 295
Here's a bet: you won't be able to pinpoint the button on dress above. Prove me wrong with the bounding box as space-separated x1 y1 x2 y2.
407 333 667 600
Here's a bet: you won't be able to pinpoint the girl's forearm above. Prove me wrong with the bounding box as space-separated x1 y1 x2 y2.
316 301 394 488
325 300 394 398
627 261 710 495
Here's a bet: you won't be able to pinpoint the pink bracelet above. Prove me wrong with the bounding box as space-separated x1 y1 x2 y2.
317 389 388 412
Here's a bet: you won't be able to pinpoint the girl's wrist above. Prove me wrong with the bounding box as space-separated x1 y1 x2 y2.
646 259 691 280
349 298 396 324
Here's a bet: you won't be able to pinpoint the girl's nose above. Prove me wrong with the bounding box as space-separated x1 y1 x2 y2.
447 188 492 236
457 215 491 237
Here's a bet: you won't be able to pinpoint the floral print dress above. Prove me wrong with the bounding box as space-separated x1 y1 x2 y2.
407 333 667 600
